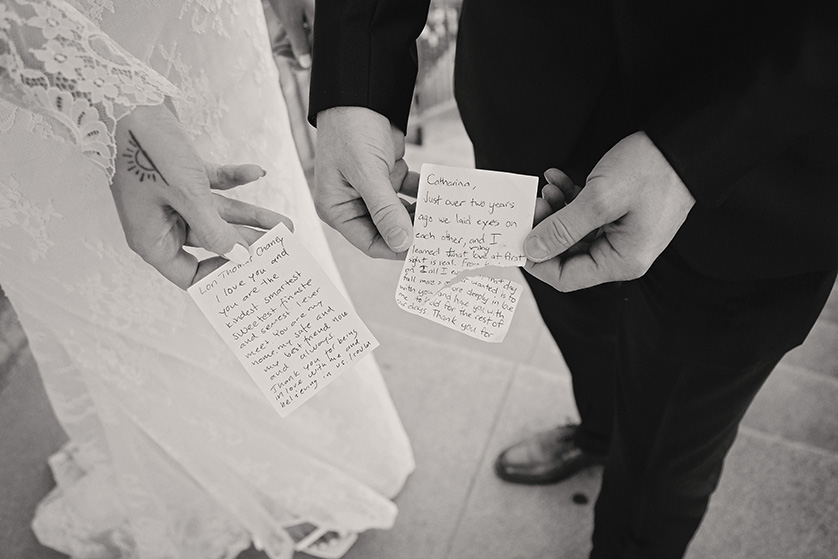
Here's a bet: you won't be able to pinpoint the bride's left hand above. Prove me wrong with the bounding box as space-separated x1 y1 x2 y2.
111 103 293 289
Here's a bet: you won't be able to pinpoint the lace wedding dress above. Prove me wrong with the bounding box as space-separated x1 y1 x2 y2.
0 1 414 558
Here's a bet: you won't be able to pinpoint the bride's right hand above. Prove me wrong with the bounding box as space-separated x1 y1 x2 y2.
110 103 293 289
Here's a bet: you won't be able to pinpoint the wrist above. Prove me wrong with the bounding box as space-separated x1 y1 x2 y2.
120 101 176 132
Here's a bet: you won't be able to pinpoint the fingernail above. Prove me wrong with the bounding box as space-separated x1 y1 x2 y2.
260 168 267 177
224 243 251 265
388 229 409 252
524 236 548 260
298 54 312 69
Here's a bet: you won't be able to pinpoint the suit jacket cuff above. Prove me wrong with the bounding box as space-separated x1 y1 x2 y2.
308 0 431 132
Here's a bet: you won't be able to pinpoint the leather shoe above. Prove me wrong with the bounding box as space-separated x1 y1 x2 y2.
494 424 605 485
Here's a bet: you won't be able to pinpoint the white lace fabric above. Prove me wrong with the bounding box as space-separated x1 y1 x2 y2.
0 0 181 176
0 1 415 558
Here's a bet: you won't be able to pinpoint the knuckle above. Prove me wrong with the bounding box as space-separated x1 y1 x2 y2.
622 256 652 280
217 165 236 185
586 188 611 216
124 234 141 253
254 206 271 226
370 201 400 228
313 198 331 223
126 235 152 258
245 204 262 225
211 191 228 210
200 227 228 252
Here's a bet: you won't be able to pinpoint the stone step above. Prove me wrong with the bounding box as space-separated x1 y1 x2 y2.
782 317 838 382
744 361 838 454
687 427 838 559
818 281 838 324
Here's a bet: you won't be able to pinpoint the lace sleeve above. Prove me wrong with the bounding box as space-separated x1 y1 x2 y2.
0 0 182 177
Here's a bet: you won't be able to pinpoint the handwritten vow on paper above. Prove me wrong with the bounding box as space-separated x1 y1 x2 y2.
188 224 378 417
396 164 538 343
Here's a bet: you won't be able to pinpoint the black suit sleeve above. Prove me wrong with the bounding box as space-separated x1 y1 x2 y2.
641 1 838 208
308 0 431 132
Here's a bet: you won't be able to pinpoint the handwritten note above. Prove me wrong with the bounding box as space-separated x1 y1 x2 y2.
397 164 538 342
188 224 378 417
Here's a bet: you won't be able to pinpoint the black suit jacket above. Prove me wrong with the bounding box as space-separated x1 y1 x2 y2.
310 0 838 281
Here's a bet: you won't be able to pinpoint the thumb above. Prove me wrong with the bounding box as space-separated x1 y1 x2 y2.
524 194 602 262
181 203 252 265
359 164 414 253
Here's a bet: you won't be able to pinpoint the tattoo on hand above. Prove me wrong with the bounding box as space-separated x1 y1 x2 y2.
123 131 169 184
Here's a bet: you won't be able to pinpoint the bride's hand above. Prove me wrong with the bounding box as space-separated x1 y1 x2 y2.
266 0 315 69
111 103 293 289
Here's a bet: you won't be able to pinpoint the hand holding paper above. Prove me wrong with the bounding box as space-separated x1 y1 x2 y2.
112 104 291 289
314 107 420 259
524 132 695 291
396 164 538 343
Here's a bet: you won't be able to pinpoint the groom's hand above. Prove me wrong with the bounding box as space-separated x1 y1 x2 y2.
314 106 420 259
524 132 695 291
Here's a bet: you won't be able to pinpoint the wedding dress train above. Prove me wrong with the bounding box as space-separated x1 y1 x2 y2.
0 1 414 557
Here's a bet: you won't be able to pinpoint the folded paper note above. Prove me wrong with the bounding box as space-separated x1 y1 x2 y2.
189 224 378 417
396 164 538 342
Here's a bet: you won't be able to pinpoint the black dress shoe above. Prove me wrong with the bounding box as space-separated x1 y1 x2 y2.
494 424 606 485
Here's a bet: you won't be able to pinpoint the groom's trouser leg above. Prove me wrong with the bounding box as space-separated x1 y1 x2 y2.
454 0 624 459
464 154 619 457
590 253 836 559
523 274 619 456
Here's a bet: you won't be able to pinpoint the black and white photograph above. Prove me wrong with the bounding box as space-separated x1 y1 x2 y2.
1 1 836 558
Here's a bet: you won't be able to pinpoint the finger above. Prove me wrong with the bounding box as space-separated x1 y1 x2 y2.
541 183 566 210
313 170 392 258
363 184 414 254
328 197 408 259
544 168 580 203
159 249 202 290
346 154 414 253
273 35 295 60
206 162 266 190
399 169 420 199
124 215 201 290
187 224 270 248
532 197 554 226
541 183 597 248
284 15 312 69
177 202 253 265
388 160 419 200
132 225 204 290
156 249 255 290
524 233 622 292
304 0 315 26
213 194 294 232
192 255 231 286
389 159 408 192
524 191 604 262
303 1 314 46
